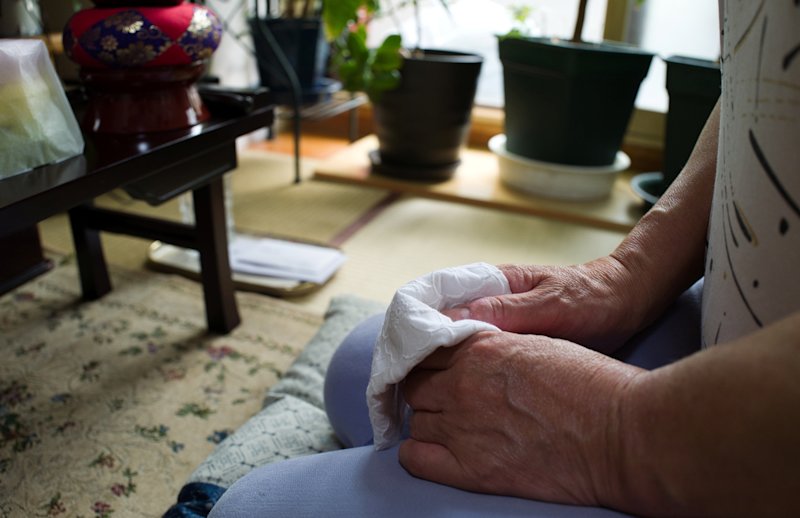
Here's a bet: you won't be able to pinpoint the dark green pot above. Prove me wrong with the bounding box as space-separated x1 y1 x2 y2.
499 37 653 166
661 55 720 193
371 49 483 182
249 17 330 97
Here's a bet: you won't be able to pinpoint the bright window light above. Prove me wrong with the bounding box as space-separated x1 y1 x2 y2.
366 0 609 108
634 0 720 112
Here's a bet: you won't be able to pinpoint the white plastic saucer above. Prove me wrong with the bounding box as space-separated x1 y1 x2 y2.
489 134 630 201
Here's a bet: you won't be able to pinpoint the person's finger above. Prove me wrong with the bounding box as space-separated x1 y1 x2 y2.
497 264 540 293
446 293 546 332
440 265 540 323
440 306 470 320
414 344 460 370
407 410 448 444
399 439 472 491
403 368 449 411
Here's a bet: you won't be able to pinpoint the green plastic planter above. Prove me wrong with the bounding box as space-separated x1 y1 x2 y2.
662 55 720 192
499 37 653 166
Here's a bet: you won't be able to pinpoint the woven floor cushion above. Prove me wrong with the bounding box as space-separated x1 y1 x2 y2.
164 294 384 515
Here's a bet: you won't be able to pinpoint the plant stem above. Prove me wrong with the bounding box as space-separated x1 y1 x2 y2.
572 0 588 43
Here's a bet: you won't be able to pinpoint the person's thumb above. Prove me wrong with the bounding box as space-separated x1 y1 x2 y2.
441 265 540 331
441 293 536 333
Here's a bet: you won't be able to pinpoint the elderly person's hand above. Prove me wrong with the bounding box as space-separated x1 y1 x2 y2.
399 330 644 506
442 101 723 356
441 258 651 354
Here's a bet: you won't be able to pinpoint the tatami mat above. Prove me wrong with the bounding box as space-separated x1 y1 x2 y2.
294 196 627 313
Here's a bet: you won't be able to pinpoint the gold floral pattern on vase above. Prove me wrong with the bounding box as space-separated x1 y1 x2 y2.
178 7 223 62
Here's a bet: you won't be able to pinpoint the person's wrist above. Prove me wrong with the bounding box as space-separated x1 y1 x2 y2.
578 255 652 350
590 365 651 512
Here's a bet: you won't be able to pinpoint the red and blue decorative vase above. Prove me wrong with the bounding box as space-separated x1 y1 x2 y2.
63 0 223 133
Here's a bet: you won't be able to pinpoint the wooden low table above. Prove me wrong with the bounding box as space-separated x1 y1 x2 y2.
313 136 647 233
0 88 275 334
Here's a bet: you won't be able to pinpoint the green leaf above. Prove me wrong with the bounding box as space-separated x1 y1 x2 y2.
338 60 365 92
377 34 403 53
345 28 368 62
373 35 403 71
322 0 368 40
326 7 407 98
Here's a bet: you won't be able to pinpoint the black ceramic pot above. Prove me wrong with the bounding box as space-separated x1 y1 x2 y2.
371 49 483 182
499 37 653 167
250 17 332 102
662 55 720 192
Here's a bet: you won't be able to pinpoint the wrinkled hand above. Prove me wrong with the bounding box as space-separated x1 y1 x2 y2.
442 258 649 353
399 330 644 506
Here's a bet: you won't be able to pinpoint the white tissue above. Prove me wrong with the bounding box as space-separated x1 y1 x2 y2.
367 262 511 450
0 40 84 179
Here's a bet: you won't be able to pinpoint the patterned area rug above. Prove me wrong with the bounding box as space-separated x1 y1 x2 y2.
0 256 322 517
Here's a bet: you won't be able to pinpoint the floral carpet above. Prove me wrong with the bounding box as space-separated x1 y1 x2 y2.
0 255 322 517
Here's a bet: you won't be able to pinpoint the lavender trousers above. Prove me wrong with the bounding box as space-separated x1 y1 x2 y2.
210 280 703 517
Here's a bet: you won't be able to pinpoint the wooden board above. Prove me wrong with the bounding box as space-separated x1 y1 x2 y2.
313 136 647 233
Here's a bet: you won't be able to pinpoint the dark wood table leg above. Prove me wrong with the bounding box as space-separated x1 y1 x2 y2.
192 177 241 333
0 226 53 295
69 203 112 300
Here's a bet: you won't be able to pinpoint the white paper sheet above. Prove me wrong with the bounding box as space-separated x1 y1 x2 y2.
229 235 345 284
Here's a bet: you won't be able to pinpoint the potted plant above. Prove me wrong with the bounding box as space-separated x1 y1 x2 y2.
249 0 334 104
323 0 483 181
661 55 720 191
631 54 720 207
498 0 654 167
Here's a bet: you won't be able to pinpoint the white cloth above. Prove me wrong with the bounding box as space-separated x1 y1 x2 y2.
367 263 511 450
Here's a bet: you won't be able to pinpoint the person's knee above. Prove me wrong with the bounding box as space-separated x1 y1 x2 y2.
323 313 384 447
325 313 383 389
